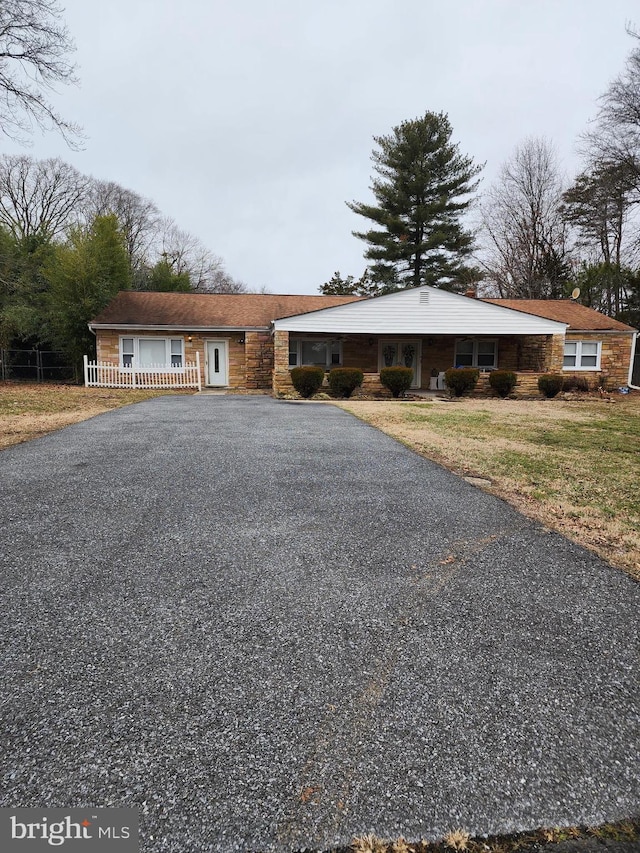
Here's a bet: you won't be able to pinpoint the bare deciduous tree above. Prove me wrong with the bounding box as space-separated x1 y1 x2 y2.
580 30 640 202
479 138 571 298
0 154 88 240
157 218 246 293
86 180 161 272
0 0 81 146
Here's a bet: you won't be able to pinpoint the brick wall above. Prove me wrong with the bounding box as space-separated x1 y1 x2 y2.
420 338 454 382
343 336 378 371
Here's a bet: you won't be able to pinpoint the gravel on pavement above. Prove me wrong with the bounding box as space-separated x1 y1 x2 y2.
0 396 638 852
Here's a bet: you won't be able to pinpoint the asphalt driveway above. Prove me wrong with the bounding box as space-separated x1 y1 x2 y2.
0 396 638 852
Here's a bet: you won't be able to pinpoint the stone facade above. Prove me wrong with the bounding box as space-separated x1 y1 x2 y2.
96 329 249 390
96 326 635 395
244 331 273 389
565 331 634 388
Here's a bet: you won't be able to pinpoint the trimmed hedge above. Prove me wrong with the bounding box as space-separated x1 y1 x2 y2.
488 370 517 398
538 374 563 398
380 366 414 398
328 367 364 398
290 366 325 398
444 367 480 397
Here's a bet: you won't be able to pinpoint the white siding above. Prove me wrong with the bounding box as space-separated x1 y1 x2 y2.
273 286 567 335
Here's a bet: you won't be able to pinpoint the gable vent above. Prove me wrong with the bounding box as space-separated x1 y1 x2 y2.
419 291 430 304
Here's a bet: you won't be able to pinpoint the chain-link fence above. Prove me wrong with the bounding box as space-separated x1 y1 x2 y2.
0 348 75 382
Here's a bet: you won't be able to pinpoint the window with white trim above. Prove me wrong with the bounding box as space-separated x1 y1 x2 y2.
119 337 184 368
121 338 134 368
288 338 341 368
563 340 601 370
454 339 497 369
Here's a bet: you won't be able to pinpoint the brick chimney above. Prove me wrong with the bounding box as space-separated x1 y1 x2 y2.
464 287 477 298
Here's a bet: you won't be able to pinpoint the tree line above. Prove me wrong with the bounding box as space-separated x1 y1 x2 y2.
0 155 246 372
0 1 246 375
322 30 640 329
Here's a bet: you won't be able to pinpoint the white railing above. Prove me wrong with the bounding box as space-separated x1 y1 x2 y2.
84 352 201 391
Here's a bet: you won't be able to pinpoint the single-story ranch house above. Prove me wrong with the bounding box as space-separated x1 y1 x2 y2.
86 286 638 394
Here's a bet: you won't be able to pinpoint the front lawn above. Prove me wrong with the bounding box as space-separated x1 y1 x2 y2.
336 395 640 580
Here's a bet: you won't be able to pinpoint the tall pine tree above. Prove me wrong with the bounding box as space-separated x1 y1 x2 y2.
348 111 482 292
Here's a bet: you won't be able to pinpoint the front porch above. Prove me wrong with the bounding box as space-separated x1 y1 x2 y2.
272 330 565 396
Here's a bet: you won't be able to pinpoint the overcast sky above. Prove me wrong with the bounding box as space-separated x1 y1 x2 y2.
4 0 639 293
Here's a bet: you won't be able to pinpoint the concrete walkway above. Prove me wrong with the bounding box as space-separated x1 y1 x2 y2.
0 396 638 852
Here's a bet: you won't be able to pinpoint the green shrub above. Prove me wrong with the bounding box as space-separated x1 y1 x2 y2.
444 367 480 397
328 367 364 398
538 373 563 398
290 366 325 398
380 366 414 398
562 374 590 393
488 370 517 398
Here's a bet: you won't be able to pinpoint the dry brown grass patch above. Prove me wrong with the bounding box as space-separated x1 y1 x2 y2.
0 382 193 449
336 395 640 580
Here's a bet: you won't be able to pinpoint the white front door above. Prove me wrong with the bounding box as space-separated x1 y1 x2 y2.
206 340 229 386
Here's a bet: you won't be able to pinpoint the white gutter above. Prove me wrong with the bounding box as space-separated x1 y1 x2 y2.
88 323 270 332
568 329 636 334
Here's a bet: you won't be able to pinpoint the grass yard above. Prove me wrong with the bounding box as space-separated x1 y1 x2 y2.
0 382 192 450
336 394 640 580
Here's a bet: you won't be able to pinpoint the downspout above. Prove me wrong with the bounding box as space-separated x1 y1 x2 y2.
628 331 639 390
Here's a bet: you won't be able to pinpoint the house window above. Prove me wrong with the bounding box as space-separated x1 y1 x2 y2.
122 338 134 368
454 339 497 370
563 340 601 370
288 339 341 368
170 339 183 367
120 337 184 368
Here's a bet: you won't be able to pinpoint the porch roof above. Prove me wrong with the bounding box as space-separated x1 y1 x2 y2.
273 286 567 335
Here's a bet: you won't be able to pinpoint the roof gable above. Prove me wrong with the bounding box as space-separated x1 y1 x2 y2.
273 286 567 335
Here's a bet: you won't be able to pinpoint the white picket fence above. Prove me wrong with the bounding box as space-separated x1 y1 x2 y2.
84 353 202 390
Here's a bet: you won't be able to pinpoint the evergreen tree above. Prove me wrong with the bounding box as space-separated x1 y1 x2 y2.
318 269 379 296
47 214 131 375
348 111 482 291
0 230 56 347
145 257 192 292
